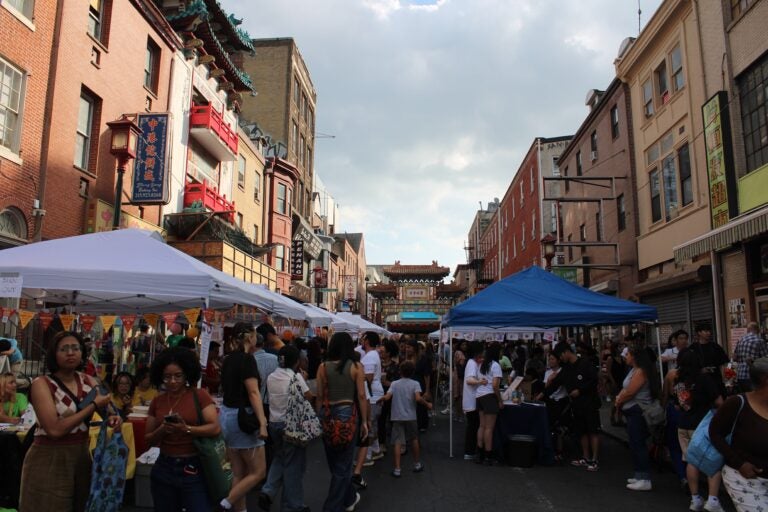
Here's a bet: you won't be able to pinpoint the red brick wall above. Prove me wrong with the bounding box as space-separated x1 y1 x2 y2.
266 174 295 293
0 2 57 241
41 0 176 240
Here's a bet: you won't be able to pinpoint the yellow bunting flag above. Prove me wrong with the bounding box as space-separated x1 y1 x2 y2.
17 310 36 329
143 313 159 327
183 308 201 324
100 315 117 333
58 313 76 331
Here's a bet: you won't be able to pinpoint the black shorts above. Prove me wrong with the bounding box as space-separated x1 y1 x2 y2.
571 404 601 435
477 394 500 414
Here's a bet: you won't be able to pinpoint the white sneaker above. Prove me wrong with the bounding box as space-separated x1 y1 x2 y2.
345 492 361 512
626 478 638 484
689 498 704 512
703 499 724 512
626 479 652 491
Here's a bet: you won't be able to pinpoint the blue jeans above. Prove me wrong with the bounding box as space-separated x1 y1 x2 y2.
624 405 651 480
321 404 357 512
665 403 686 481
150 454 211 512
262 422 307 512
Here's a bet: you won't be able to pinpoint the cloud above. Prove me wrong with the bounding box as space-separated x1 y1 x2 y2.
222 0 662 272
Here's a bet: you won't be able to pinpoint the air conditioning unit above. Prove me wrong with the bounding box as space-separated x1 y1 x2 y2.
590 150 598 161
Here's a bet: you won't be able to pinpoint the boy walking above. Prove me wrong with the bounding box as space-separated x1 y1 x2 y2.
378 361 432 477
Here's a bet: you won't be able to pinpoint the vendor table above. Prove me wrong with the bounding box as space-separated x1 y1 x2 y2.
493 402 555 465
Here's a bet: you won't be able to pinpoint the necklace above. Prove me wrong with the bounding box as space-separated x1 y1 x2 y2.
166 388 187 414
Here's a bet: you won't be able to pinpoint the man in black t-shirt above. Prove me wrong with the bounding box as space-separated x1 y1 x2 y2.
687 323 729 397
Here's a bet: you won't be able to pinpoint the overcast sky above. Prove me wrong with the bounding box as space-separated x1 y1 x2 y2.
223 0 662 276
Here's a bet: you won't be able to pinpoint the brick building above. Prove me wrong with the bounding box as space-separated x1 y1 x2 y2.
465 200 499 294
0 0 57 247
556 79 640 299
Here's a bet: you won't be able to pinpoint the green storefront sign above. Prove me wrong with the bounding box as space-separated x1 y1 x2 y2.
552 267 577 283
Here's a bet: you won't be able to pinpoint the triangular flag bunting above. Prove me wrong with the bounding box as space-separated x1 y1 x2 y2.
183 308 201 324
58 313 76 331
17 310 36 329
100 315 117 333
162 312 179 326
79 314 97 332
121 314 137 333
38 312 54 331
143 313 159 327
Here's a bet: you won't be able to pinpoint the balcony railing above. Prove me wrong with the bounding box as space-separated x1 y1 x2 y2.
189 104 238 157
183 180 236 224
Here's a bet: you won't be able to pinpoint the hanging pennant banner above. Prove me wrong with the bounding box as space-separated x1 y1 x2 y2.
142 313 159 327
38 312 54 331
121 315 137 333
100 315 117 333
183 308 201 324
202 309 215 323
58 313 76 331
79 314 97 332
162 312 179 326
17 310 36 329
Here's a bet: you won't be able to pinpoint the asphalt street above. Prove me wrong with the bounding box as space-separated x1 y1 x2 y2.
125 409 737 511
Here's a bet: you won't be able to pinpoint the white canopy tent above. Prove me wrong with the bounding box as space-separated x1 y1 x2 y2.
427 326 558 342
302 304 358 331
335 312 392 337
0 228 308 319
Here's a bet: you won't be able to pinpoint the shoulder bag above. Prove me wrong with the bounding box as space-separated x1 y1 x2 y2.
85 421 129 512
639 398 666 428
686 394 745 477
236 355 260 435
283 372 322 447
321 362 358 449
191 389 233 503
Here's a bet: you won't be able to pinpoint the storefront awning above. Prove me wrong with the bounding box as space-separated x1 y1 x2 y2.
673 206 768 263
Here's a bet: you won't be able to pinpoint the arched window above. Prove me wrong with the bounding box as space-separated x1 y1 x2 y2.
0 207 28 241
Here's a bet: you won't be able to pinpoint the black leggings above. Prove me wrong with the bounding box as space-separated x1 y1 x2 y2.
464 410 480 456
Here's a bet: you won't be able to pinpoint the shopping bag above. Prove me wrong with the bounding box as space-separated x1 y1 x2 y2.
283 373 322 447
85 422 129 512
192 389 233 503
686 395 745 477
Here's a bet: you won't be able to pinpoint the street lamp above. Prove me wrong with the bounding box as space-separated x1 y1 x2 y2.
364 276 370 320
107 115 141 230
541 234 557 271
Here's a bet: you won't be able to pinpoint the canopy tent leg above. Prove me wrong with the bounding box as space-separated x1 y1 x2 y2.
655 322 664 387
448 327 453 459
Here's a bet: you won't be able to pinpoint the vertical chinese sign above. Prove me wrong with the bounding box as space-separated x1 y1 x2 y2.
702 92 736 229
131 113 172 204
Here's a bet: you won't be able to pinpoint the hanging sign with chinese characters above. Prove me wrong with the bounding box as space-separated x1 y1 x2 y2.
131 113 172 204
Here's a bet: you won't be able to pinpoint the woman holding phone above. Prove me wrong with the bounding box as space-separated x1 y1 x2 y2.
145 347 221 511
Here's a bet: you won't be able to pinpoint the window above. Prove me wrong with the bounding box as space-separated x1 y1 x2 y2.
643 79 654 117
670 45 684 92
253 171 261 202
275 245 285 272
5 0 34 20
308 108 314 133
513 234 517 258
738 55 768 173
306 147 312 174
530 167 534 193
617 194 626 231
552 156 560 177
519 182 524 207
144 39 160 93
579 224 586 242
590 131 598 153
678 144 693 206
611 105 620 139
576 151 583 176
650 169 662 223
74 93 95 170
731 0 754 19
0 58 24 154
291 120 298 156
237 155 246 188
662 153 678 220
277 183 287 214
299 135 306 166
521 222 526 249
301 93 308 121
656 60 669 103
253 224 259 243
595 212 602 241
531 212 536 240
293 77 300 105
564 166 570 192
88 0 108 42
236 212 243 228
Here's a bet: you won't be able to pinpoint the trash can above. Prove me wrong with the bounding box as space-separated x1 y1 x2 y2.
504 434 537 468
134 463 153 508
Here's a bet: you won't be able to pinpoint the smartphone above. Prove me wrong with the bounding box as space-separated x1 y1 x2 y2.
164 414 181 423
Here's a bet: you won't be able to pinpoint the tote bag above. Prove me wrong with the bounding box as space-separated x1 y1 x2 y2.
283 373 322 447
85 422 129 512
686 395 745 477
192 389 233 503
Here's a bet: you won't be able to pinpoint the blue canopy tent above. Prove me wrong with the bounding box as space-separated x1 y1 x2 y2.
442 266 659 457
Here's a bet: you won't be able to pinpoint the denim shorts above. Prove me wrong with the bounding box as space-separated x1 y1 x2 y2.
220 405 265 449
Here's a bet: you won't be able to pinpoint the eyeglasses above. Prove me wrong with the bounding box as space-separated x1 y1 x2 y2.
162 373 186 383
58 344 82 354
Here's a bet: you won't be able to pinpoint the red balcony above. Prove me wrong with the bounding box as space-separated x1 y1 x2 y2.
183 180 236 224
189 104 238 161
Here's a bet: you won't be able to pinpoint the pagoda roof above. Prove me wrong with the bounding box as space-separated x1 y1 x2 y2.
383 261 450 279
435 283 466 296
368 283 397 297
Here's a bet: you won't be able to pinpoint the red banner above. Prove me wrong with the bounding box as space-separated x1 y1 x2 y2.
121 314 137 332
79 314 97 332
162 312 179 326
38 312 54 331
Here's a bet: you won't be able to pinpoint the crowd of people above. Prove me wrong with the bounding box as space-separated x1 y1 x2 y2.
3 318 767 512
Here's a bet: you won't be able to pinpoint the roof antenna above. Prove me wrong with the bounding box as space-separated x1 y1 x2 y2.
637 0 642 35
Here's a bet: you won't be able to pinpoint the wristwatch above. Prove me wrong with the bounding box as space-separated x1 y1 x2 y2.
186 426 192 435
